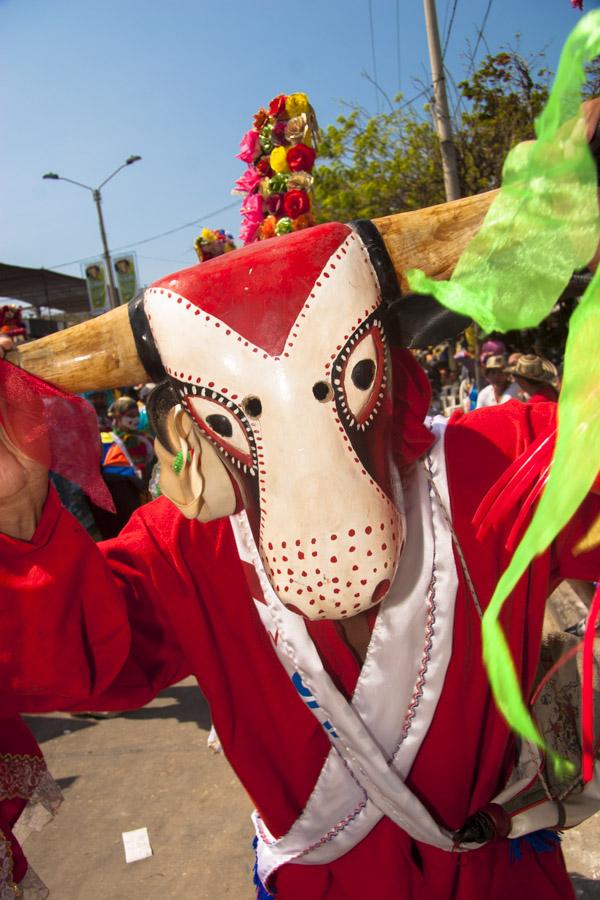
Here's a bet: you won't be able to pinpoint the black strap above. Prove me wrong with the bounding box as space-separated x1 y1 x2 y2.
127 293 166 382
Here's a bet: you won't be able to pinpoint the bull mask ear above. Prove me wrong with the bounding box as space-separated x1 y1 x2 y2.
352 219 471 349
155 406 236 523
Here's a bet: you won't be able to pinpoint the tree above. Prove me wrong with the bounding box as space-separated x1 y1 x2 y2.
314 47 550 221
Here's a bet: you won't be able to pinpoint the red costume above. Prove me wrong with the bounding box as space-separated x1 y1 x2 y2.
1 397 598 899
1 218 599 899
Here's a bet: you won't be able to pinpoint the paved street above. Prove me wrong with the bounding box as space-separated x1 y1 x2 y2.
24 680 255 900
22 593 600 900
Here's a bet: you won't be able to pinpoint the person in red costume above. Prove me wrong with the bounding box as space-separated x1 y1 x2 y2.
0 212 599 900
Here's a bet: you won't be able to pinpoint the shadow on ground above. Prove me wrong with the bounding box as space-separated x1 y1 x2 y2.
24 683 212 745
571 874 600 898
119 684 212 729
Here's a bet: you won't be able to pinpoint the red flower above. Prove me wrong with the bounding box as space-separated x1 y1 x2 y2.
269 94 287 118
266 193 285 215
253 108 269 131
272 121 288 146
283 189 310 219
256 156 273 177
287 144 316 173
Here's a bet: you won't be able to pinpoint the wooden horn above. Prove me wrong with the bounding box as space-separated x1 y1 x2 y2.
5 303 151 393
5 189 497 393
372 189 496 292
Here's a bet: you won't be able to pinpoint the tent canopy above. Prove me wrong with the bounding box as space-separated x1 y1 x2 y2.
0 263 90 315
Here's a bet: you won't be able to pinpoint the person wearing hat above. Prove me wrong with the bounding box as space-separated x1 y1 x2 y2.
512 354 559 403
475 354 520 409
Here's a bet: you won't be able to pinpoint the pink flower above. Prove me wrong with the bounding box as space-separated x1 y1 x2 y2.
239 217 261 244
233 167 262 195
241 192 263 217
240 193 264 245
571 0 583 8
236 129 260 164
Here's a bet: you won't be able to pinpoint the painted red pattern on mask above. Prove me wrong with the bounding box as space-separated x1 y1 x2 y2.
152 222 351 357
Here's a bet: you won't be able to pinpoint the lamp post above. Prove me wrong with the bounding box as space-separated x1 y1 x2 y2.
43 155 142 310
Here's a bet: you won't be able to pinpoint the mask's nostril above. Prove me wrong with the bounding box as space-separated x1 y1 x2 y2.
243 396 262 418
313 380 332 402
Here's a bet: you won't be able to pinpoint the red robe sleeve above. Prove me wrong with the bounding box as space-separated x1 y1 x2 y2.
0 487 191 716
446 399 600 588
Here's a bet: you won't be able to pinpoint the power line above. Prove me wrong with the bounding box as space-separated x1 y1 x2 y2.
399 86 431 110
469 0 493 74
368 0 379 114
442 0 459 58
48 199 240 270
396 0 402 94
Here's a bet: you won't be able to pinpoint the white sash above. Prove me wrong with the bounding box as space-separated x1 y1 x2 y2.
231 420 464 886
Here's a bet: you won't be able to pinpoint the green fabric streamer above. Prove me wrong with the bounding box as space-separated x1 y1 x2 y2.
408 11 600 333
482 275 600 772
407 9 600 768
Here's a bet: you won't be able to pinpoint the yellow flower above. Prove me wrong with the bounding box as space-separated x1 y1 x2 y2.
285 93 309 118
269 146 290 173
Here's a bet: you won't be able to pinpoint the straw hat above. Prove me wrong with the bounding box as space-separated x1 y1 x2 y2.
511 354 558 385
484 354 508 371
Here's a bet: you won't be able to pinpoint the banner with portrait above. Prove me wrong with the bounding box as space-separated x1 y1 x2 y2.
82 259 109 315
113 253 138 305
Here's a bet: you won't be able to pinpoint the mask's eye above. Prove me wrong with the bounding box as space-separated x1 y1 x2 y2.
334 322 386 428
351 359 376 391
187 394 254 471
206 414 232 438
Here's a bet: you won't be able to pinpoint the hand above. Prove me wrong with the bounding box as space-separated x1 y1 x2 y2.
0 335 48 539
0 335 13 359
582 97 600 143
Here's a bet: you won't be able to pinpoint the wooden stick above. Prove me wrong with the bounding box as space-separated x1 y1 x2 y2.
5 190 497 393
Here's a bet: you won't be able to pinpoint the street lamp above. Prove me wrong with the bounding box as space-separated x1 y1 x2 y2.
43 155 142 310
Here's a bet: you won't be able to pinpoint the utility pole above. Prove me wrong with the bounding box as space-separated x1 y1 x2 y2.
423 0 461 201
93 189 119 310
43 155 142 311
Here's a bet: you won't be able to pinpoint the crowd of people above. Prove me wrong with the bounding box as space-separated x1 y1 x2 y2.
51 384 158 540
418 335 561 418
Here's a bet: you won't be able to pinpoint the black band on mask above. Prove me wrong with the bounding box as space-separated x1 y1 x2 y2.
351 219 471 349
350 219 401 310
128 293 166 382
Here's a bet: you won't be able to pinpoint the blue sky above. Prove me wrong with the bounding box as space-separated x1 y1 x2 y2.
1 0 595 289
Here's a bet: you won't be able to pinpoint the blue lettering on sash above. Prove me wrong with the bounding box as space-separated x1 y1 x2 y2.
291 672 338 738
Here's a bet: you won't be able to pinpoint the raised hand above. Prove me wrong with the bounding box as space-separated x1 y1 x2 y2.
0 336 48 539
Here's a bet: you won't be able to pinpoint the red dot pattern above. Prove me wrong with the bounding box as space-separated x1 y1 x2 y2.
260 504 402 620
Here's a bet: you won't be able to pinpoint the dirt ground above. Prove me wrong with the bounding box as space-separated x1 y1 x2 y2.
21 582 600 899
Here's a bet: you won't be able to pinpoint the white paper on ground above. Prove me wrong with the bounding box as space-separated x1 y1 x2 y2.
122 827 153 863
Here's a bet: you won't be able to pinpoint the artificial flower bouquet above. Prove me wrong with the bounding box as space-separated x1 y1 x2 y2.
194 228 236 262
234 92 319 244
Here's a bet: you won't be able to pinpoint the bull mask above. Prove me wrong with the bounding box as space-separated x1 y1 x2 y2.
134 221 419 620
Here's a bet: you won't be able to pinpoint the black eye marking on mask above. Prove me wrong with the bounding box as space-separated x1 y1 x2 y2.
351 359 376 391
206 414 233 438
331 311 388 432
171 379 259 477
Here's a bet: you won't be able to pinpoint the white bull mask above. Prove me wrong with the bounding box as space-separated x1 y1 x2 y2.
139 221 407 621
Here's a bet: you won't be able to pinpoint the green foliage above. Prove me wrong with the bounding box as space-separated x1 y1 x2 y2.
314 47 551 222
